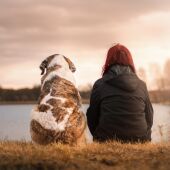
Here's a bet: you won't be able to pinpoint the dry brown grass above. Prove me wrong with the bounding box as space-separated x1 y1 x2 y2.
0 141 169 170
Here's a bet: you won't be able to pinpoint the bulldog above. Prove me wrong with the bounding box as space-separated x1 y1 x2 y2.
30 54 93 145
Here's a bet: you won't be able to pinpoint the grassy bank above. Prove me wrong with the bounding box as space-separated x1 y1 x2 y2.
0 141 169 170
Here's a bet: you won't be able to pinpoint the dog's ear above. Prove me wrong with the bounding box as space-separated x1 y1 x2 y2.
39 59 48 75
64 56 76 72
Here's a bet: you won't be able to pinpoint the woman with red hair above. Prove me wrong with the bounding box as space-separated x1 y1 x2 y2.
86 44 153 143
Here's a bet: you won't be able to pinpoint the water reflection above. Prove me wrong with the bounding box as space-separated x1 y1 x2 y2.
0 104 169 143
151 104 170 143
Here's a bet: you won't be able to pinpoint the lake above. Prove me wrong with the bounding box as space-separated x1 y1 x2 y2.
0 104 169 143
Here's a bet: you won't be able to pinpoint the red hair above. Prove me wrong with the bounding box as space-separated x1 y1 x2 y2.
102 44 135 75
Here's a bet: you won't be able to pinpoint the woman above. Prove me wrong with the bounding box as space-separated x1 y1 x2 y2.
86 44 153 143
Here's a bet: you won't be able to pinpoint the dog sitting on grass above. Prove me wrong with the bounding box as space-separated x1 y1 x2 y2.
30 54 92 145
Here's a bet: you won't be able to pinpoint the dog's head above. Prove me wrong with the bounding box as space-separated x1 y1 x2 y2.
40 54 76 75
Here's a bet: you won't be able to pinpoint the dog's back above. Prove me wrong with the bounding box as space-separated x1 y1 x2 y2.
30 54 92 145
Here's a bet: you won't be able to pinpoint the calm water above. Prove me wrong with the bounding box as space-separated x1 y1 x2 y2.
0 104 169 143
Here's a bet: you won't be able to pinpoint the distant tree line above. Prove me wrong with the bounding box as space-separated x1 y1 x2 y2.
0 86 40 103
149 90 170 104
0 85 91 103
0 85 169 104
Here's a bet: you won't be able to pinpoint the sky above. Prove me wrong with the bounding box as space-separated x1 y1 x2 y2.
0 0 170 89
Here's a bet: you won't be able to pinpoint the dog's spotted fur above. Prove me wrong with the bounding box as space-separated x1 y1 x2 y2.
30 54 92 145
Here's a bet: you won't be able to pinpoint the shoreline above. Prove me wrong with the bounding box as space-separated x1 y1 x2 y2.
0 99 90 105
0 99 170 106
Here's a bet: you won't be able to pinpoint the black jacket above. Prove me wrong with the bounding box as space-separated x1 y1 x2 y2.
86 65 153 142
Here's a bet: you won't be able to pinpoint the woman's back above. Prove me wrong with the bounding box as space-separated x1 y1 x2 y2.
87 44 153 143
91 65 152 142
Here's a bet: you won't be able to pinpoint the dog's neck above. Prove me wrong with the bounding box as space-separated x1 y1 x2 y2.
41 55 76 88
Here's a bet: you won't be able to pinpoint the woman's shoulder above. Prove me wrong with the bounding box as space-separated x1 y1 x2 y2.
93 78 104 89
137 76 147 89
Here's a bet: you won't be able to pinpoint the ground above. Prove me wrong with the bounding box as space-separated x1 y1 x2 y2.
0 141 169 170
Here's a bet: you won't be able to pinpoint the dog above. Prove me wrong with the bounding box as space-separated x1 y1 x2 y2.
30 54 93 145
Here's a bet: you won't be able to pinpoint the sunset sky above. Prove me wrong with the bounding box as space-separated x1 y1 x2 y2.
0 0 170 90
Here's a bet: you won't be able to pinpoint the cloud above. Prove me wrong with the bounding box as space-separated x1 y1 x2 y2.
0 0 170 87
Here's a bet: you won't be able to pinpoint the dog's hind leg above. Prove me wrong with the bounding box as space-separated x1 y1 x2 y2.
76 132 87 146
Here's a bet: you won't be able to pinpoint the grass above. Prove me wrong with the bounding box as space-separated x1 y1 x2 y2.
0 141 169 170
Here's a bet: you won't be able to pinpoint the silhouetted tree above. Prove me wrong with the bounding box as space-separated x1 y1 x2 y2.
149 63 165 90
163 59 170 89
137 67 147 83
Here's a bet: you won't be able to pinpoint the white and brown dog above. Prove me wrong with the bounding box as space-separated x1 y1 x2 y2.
30 54 93 145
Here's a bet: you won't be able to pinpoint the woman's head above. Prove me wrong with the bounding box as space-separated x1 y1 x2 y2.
102 44 135 75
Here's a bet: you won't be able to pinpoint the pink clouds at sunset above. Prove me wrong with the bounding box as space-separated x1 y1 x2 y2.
0 0 170 89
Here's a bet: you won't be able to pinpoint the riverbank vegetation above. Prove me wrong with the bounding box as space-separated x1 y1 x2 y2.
0 85 170 104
